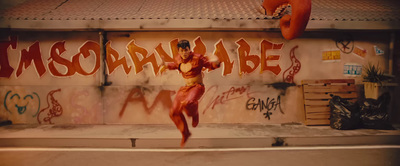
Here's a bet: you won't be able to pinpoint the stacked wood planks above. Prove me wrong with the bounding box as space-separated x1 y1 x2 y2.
302 79 358 126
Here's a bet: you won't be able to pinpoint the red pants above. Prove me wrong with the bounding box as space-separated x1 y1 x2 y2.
170 83 205 137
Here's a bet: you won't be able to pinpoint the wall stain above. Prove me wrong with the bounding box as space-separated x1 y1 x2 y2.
272 137 287 146
267 82 295 96
0 120 12 126
131 138 136 147
281 122 302 126
2 124 39 131
51 125 79 130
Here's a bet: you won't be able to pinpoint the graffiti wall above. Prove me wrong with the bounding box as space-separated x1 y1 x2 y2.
0 31 390 124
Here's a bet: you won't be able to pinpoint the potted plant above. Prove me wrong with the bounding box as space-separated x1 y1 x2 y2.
362 63 395 99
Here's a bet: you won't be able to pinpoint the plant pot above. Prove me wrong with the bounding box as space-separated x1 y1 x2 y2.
364 82 398 99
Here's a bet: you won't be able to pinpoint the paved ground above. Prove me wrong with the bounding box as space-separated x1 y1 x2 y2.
1 124 399 166
0 124 399 148
1 146 400 166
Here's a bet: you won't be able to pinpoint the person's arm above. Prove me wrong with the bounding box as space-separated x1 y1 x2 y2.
202 55 221 70
166 62 179 70
159 61 179 74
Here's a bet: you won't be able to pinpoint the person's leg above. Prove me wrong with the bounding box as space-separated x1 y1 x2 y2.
186 101 199 127
183 84 205 127
170 87 191 147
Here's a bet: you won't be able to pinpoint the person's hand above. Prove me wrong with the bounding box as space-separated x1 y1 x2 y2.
212 58 221 68
216 59 221 67
159 65 167 75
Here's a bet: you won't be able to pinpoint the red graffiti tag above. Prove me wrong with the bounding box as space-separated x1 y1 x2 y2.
17 41 46 77
37 89 62 124
119 88 175 117
48 41 101 76
283 46 301 83
0 36 17 78
202 86 251 114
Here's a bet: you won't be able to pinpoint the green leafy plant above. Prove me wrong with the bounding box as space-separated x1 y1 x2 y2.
362 63 392 84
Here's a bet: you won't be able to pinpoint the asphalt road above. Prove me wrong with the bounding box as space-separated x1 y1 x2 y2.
1 146 399 166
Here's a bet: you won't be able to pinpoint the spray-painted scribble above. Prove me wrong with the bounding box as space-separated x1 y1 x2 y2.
335 33 354 54
119 88 175 117
3 90 40 117
37 89 62 124
246 96 282 120
283 46 301 83
202 85 251 114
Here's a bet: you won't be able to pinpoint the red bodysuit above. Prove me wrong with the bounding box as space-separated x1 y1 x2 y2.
167 52 219 78
166 52 219 146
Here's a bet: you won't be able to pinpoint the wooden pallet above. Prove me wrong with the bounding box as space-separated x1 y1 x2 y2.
302 79 358 126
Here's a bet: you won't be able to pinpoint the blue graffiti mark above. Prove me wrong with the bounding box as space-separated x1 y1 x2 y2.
11 94 20 100
4 90 41 117
14 94 33 114
15 103 27 114
31 92 40 117
4 91 12 114
24 95 33 100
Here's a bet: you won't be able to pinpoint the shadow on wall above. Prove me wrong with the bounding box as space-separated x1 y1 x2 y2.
0 0 28 11
392 32 400 124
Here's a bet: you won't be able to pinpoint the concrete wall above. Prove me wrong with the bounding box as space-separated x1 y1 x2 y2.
0 31 393 124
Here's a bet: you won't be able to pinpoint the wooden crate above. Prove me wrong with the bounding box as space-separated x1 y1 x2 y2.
302 79 358 126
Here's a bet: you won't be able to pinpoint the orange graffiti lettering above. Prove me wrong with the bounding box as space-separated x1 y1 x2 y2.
260 40 283 75
1 36 301 78
170 39 179 60
236 39 260 75
127 40 160 75
193 37 206 55
155 43 174 62
214 40 234 76
106 41 132 74
72 41 101 76
48 41 76 76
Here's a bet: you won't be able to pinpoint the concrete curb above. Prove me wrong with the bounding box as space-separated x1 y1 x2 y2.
1 124 399 148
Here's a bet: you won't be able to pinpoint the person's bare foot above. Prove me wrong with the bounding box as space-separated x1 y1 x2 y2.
181 132 191 147
192 114 199 127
